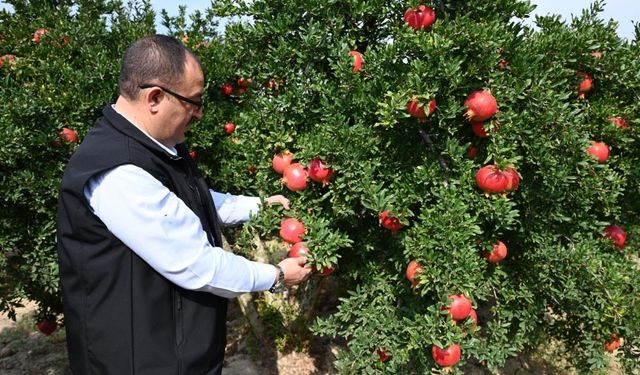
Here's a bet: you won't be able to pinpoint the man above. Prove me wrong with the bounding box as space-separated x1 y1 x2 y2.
57 34 311 375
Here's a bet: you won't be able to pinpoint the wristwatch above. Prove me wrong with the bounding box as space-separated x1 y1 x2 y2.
269 265 286 293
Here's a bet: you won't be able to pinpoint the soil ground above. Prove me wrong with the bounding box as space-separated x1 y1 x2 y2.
0 299 624 375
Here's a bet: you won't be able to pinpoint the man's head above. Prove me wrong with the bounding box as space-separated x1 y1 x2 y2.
117 35 205 147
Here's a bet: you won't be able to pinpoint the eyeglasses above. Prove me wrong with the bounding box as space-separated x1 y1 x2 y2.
139 84 204 110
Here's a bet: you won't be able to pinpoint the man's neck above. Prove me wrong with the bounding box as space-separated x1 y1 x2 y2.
112 97 177 155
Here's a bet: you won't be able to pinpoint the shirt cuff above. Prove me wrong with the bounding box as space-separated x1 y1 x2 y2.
254 263 278 291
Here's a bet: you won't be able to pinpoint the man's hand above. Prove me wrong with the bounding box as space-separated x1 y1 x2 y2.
277 256 312 286
265 195 290 210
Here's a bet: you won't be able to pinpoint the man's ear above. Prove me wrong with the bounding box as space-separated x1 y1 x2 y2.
144 87 163 114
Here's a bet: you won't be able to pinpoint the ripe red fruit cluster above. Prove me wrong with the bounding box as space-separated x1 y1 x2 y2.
404 5 436 31
431 343 461 367
220 83 233 96
464 90 498 122
0 54 15 68
36 317 57 336
379 210 404 232
405 259 422 288
475 164 520 194
59 127 78 144
577 71 593 99
32 28 49 44
603 225 627 250
349 50 364 73
586 141 609 163
272 152 334 191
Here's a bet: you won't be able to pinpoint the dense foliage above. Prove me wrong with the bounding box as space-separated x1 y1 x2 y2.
1 0 639 373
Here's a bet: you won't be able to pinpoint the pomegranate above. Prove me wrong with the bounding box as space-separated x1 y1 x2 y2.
59 127 78 143
503 167 520 192
475 165 509 194
36 317 57 336
467 308 478 327
431 344 461 367
403 8 420 30
405 260 422 287
237 77 251 88
485 240 507 263
379 210 404 232
406 98 426 119
279 218 305 244
577 71 593 99
498 58 508 70
272 151 294 174
282 163 308 191
416 5 436 29
446 294 472 321
377 348 391 363
604 334 621 352
349 50 364 73
308 157 334 185
586 141 609 163
188 150 198 160
220 83 233 96
315 265 335 276
0 54 15 68
223 122 236 134
466 145 478 159
470 121 489 138
464 90 497 122
32 28 49 44
288 242 310 257
603 225 626 250
608 116 628 129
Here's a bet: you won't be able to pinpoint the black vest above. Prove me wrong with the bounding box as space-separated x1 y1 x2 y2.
57 105 227 375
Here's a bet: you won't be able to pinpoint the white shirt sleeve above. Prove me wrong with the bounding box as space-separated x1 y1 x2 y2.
84 164 276 298
210 191 261 227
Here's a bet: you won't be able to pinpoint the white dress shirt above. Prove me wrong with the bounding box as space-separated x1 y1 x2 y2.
83 112 277 298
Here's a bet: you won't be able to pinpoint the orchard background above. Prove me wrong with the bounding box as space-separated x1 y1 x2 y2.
1 0 640 373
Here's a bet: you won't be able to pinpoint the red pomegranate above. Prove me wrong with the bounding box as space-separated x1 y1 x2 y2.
467 308 478 327
377 348 391 363
485 240 507 263
603 225 626 250
466 145 478 159
604 334 621 352
272 151 294 174
349 50 364 73
32 28 49 44
279 218 305 243
464 90 497 122
577 71 593 99
282 163 308 191
470 121 488 138
288 242 310 257
446 294 472 321
0 54 15 68
220 83 233 96
608 116 628 129
475 165 509 194
586 141 609 163
315 265 335 276
416 5 436 29
503 167 520 192
432 344 461 367
406 98 426 119
308 157 334 185
405 260 422 287
379 210 404 232
59 127 78 143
